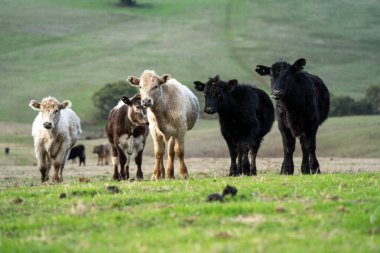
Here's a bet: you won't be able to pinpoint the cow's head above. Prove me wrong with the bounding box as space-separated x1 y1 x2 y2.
255 58 306 100
193 75 238 114
29 97 71 130
127 70 171 108
121 94 149 126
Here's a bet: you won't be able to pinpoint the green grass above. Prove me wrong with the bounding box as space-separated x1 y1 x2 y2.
0 173 379 252
0 0 379 123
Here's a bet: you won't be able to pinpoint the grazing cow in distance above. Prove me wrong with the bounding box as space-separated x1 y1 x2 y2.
5 147 9 155
29 97 81 182
68 144 86 166
255 58 330 174
128 70 199 180
106 94 149 180
92 144 111 166
194 75 274 176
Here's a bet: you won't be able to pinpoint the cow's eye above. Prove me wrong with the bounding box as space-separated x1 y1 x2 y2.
54 109 59 113
154 85 158 89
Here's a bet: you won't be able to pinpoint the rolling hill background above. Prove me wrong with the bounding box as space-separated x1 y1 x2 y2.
1 0 379 123
0 0 379 164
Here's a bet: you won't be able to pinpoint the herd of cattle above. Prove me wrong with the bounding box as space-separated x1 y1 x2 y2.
28 58 330 182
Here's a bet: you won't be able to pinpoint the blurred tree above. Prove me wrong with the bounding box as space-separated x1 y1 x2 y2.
92 80 138 119
330 95 372 116
365 85 380 114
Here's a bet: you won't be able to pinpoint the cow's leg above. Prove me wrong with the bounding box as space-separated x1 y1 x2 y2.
279 123 295 175
223 137 238 176
305 132 320 174
97 155 100 166
36 145 50 182
242 143 250 175
300 136 310 174
110 145 119 180
117 147 127 180
52 150 67 183
151 131 165 180
236 143 243 175
166 137 175 179
174 135 188 179
249 140 261 176
135 149 144 180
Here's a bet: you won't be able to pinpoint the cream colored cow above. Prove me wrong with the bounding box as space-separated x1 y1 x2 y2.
29 97 81 182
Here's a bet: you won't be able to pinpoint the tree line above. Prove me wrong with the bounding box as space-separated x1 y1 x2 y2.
92 81 380 119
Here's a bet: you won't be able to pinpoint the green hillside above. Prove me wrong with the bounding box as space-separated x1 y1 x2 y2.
0 0 379 123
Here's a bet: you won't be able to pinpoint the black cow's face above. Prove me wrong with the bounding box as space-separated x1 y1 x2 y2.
122 94 149 126
255 58 306 100
194 75 238 114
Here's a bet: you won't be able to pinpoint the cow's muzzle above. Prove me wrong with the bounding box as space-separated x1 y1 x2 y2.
204 107 216 114
270 90 283 100
141 98 153 107
43 122 53 129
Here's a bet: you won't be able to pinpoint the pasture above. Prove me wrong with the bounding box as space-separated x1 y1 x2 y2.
1 0 380 252
1 0 380 122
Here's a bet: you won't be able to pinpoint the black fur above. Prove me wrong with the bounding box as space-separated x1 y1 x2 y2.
68 145 85 166
194 75 274 176
255 58 330 175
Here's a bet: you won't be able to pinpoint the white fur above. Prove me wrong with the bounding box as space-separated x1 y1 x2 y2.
114 100 125 110
137 70 199 179
31 100 81 181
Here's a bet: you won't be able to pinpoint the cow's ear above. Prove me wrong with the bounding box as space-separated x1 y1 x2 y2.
226 79 238 91
193 81 205 91
158 74 171 85
121 96 132 105
292 58 306 72
255 65 271 76
127 76 140 87
29 100 41 111
59 100 72 110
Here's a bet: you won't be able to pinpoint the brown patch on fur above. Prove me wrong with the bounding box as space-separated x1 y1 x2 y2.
40 97 60 111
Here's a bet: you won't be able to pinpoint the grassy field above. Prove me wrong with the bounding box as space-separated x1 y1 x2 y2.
0 0 379 123
0 173 379 253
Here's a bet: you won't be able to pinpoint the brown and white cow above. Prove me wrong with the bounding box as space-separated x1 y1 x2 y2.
92 144 111 165
128 70 199 180
29 97 81 182
106 94 149 180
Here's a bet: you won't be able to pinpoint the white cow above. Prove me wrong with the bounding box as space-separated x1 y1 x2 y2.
128 70 199 180
29 97 81 182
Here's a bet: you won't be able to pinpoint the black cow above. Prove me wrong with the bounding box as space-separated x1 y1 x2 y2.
68 144 86 166
255 58 330 175
194 75 274 176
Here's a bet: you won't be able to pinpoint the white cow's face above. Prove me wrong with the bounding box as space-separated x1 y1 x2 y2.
29 97 71 130
127 70 171 107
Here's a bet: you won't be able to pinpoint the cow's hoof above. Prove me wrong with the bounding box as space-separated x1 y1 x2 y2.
179 173 188 179
151 174 159 181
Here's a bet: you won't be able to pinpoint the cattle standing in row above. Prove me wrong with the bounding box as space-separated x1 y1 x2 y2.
68 144 85 166
194 76 274 176
29 97 81 182
128 70 199 180
255 58 330 174
106 95 149 180
92 144 111 166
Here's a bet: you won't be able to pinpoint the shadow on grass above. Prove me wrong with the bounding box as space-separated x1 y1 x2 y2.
114 3 154 9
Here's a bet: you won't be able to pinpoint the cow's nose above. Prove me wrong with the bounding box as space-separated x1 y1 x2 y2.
43 122 52 129
271 90 283 99
204 107 216 114
142 99 152 107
